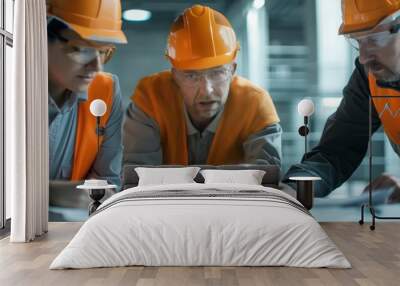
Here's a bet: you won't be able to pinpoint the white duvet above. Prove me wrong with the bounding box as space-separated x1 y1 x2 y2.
50 183 351 269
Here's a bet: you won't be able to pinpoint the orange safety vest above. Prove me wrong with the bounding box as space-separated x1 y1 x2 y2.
369 73 400 145
133 71 279 164
70 72 114 180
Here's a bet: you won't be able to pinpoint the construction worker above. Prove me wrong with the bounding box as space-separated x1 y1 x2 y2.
284 0 400 198
47 0 127 208
123 5 282 167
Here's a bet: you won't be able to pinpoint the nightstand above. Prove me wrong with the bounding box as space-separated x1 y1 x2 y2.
77 180 116 215
288 176 321 210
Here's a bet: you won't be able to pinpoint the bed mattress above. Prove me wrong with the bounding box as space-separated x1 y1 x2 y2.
50 183 351 269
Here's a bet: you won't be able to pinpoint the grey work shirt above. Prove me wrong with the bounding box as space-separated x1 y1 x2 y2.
122 102 282 166
49 74 123 187
283 58 400 197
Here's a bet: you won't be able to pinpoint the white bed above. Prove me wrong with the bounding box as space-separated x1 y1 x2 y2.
50 183 351 269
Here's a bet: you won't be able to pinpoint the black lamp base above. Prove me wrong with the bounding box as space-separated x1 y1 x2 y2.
289 176 321 210
88 189 105 215
296 180 314 210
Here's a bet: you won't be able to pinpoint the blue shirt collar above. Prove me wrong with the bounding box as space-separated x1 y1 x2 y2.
183 106 224 136
48 90 88 114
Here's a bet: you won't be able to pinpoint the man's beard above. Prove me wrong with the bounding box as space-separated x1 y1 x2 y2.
367 61 400 83
375 71 400 83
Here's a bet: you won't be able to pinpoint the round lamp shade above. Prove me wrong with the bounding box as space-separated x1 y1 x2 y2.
298 99 315 117
90 99 107 117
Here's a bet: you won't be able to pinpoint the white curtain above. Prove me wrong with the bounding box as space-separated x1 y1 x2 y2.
7 0 49 242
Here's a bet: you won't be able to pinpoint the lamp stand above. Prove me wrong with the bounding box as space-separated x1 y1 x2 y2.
95 116 105 154
359 96 400 230
298 116 310 157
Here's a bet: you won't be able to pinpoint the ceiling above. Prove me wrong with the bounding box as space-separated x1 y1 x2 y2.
123 0 229 12
122 0 306 24
122 0 230 22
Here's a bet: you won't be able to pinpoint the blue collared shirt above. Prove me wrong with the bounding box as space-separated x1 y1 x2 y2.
49 74 123 187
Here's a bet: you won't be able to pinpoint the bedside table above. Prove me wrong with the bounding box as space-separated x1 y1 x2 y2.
77 180 117 215
288 176 321 210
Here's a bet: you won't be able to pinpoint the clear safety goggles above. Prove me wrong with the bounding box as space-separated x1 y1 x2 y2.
50 30 116 64
174 65 233 87
345 11 400 51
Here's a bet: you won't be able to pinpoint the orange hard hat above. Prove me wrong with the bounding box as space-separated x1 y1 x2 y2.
166 5 239 70
339 0 400 35
47 0 127 44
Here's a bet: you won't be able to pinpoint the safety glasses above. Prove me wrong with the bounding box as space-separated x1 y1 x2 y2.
50 31 116 65
174 65 234 87
345 10 400 51
346 29 398 51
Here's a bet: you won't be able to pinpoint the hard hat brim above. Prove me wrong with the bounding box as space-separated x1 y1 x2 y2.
48 15 127 44
338 21 380 35
69 23 127 44
168 51 238 71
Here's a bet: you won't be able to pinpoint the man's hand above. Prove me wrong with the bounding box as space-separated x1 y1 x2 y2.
362 173 400 204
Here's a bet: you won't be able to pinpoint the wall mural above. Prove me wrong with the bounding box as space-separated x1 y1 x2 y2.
47 0 400 223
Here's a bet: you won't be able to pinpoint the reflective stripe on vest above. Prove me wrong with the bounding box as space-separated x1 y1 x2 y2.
133 71 279 164
70 72 114 181
368 73 400 145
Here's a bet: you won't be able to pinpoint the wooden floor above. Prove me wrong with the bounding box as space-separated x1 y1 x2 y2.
0 222 399 286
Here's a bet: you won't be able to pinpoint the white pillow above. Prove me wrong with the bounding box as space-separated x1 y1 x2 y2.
135 167 201 186
200 169 266 185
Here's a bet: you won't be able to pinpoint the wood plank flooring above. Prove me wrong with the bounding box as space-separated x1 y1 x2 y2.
0 222 399 286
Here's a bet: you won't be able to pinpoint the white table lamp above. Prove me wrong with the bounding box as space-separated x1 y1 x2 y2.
89 99 107 153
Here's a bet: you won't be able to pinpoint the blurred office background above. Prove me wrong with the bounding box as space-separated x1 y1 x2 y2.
107 0 360 182
2 0 399 222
